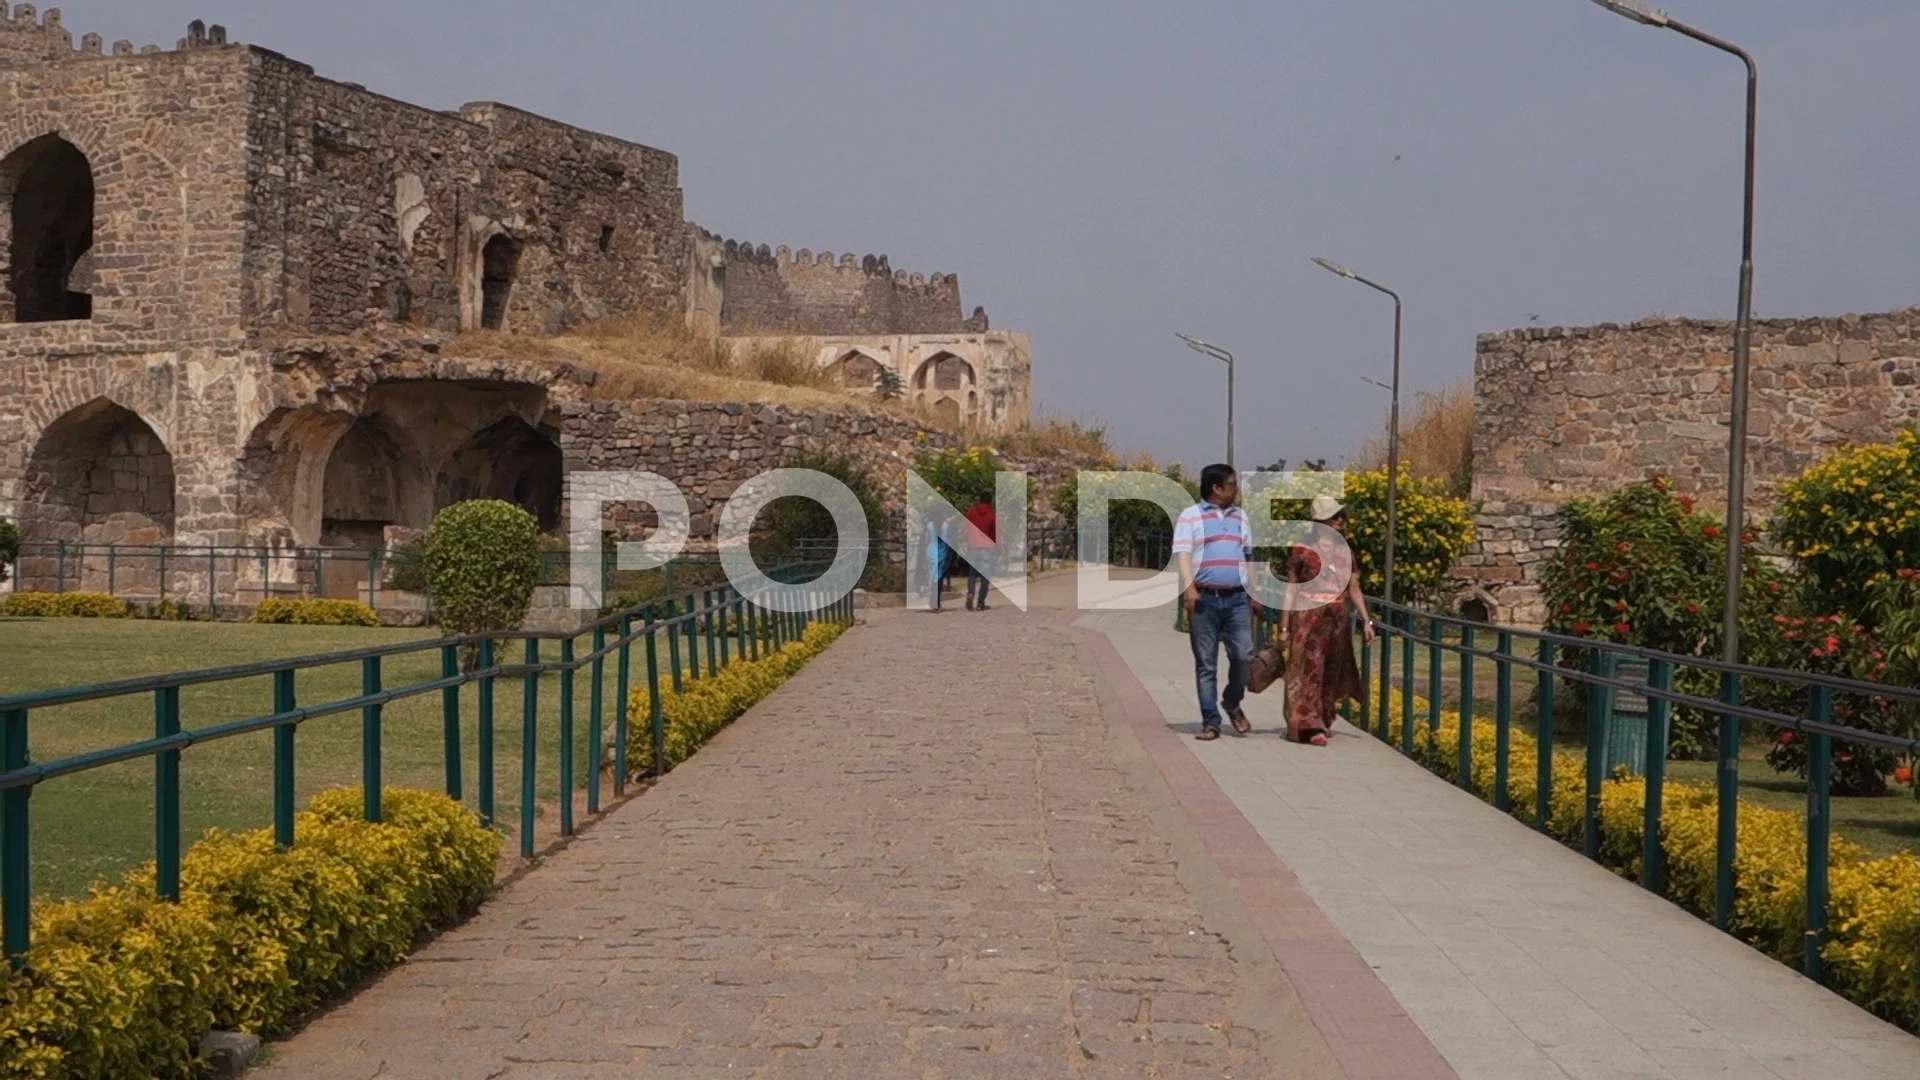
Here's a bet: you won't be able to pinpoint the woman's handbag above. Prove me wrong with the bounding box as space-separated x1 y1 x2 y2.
1248 640 1285 694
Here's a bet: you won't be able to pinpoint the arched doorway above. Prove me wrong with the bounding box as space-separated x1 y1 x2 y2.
18 399 175 591
2 134 95 323
321 417 411 550
830 350 885 391
436 417 564 531
480 235 521 330
912 352 976 395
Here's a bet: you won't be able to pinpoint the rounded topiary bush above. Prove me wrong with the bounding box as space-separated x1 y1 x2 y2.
425 500 541 643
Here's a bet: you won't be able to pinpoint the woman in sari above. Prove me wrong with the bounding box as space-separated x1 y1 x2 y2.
1280 496 1375 745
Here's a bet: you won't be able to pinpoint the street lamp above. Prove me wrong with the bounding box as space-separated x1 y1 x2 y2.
1586 0 1758 936
1311 257 1403 606
1176 333 1235 468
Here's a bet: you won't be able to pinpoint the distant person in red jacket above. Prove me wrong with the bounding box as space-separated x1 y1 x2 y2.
962 496 997 611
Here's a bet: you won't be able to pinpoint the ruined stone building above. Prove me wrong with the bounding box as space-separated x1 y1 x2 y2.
1452 307 1920 625
0 6 1032 602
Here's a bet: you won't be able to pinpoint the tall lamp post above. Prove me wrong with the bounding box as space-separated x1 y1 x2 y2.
1176 333 1236 469
1586 0 1757 935
1311 257 1402 606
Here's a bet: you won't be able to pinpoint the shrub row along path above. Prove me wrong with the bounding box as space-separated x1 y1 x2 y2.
1079 586 1920 1080
254 573 1346 1079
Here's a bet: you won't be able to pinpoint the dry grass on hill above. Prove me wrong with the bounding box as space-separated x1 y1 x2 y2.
1352 382 1475 494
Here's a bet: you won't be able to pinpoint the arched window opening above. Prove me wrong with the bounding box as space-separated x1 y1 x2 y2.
480 235 521 330
912 353 975 394
3 135 95 323
831 350 884 391
436 417 564 532
321 418 408 550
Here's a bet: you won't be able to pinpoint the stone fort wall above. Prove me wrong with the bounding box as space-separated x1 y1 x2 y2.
1455 307 1920 625
689 229 988 337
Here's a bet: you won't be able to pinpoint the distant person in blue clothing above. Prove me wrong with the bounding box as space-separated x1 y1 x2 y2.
1172 464 1262 740
926 516 951 613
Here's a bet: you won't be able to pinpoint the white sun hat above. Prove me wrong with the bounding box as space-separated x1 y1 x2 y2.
1311 495 1347 522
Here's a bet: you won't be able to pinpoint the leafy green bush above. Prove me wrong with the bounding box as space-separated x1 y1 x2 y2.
425 500 541 643
0 518 17 586
1270 466 1475 602
1541 478 1780 758
250 598 381 627
1 592 130 619
383 540 429 593
752 450 887 561
1771 429 1920 619
0 789 496 1079
135 599 201 622
1053 465 1198 563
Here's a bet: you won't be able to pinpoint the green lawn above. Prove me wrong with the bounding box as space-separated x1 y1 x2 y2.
1354 633 1920 859
1 616 680 900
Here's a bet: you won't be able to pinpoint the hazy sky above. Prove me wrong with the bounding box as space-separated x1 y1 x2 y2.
72 1 1920 468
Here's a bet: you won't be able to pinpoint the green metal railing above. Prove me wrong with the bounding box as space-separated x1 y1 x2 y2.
0 570 854 967
1362 599 1920 985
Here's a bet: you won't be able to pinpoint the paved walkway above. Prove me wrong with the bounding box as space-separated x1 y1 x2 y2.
1080 592 1920 1080
256 586 1343 1078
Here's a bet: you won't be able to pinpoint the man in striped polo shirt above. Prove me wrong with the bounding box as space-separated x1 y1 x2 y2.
1172 463 1262 740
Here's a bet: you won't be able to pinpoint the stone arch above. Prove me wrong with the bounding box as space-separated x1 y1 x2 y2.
828 349 887 392
239 408 356 548
16 398 176 590
321 416 424 549
1 133 94 322
435 416 564 531
480 234 521 331
912 352 976 393
1457 588 1498 625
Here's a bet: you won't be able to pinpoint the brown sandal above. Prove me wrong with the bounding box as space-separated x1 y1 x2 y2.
1228 708 1251 734
1195 728 1221 741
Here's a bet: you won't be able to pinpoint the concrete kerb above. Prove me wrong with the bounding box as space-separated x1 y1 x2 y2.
1071 627 1347 1079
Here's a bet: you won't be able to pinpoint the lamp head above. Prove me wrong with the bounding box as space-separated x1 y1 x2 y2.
1311 256 1356 279
1588 0 1670 27
1175 332 1209 352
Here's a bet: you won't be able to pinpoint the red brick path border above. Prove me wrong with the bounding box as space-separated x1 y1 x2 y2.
1081 629 1461 1080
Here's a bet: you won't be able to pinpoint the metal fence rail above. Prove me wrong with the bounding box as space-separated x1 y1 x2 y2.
0 570 853 966
1359 599 1920 985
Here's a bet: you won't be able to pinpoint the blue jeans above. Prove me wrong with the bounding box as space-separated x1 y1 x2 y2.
1189 591 1252 731
967 551 992 607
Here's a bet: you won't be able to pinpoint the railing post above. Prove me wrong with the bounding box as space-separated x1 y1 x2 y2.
589 625 605 814
1377 609 1392 742
478 637 497 828
1400 610 1415 755
1427 617 1442 733
521 638 538 858
1643 659 1673 894
1584 648 1611 860
704 589 718 673
56 540 67 593
1359 609 1373 736
1458 625 1477 790
108 543 117 595
159 544 170 600
737 593 751 662
684 592 702 681
559 637 575 838
362 655 383 822
1805 686 1833 983
645 616 665 778
441 645 462 801
665 596 684 693
716 589 731 669
3 708 32 967
1537 640 1556 833
615 615 634 795
1495 631 1513 813
208 545 218 614
273 669 296 848
1716 672 1741 932
155 686 182 901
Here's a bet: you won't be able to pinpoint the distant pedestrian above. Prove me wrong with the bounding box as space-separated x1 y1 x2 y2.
963 495 997 611
1174 464 1261 740
1281 496 1374 745
925 516 951 613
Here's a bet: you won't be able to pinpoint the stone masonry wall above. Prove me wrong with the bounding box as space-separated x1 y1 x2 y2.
705 232 990 336
1456 308 1920 625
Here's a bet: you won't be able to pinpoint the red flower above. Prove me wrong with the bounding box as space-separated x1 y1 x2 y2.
1773 613 1789 624
1613 622 1632 635
1561 603 1574 614
1678 495 1696 512
1614 599 1629 612
1825 635 1842 652
1616 542 1630 554
1703 525 1723 539
1585 561 1603 572
1687 603 1702 615
1742 530 1756 544
1896 766 1914 786
1779 731 1795 745
1573 621 1592 635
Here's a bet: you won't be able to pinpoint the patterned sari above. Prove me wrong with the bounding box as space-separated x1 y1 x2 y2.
1283 543 1362 742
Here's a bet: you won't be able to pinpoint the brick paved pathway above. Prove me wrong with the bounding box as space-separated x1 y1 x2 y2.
255 596 1342 1078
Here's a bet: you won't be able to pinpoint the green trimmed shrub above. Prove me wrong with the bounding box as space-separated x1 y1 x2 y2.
0 518 17 586
425 500 541 643
250 598 380 627
1 592 130 619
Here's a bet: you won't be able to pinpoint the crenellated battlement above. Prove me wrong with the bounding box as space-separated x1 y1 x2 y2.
696 228 963 299
0 7 230 67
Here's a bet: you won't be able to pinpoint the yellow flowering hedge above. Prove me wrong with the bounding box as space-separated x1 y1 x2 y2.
0 789 496 1079
1271 467 1475 602
1391 691 1920 1032
1772 428 1920 616
1 593 130 619
249 597 381 626
627 619 847 775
